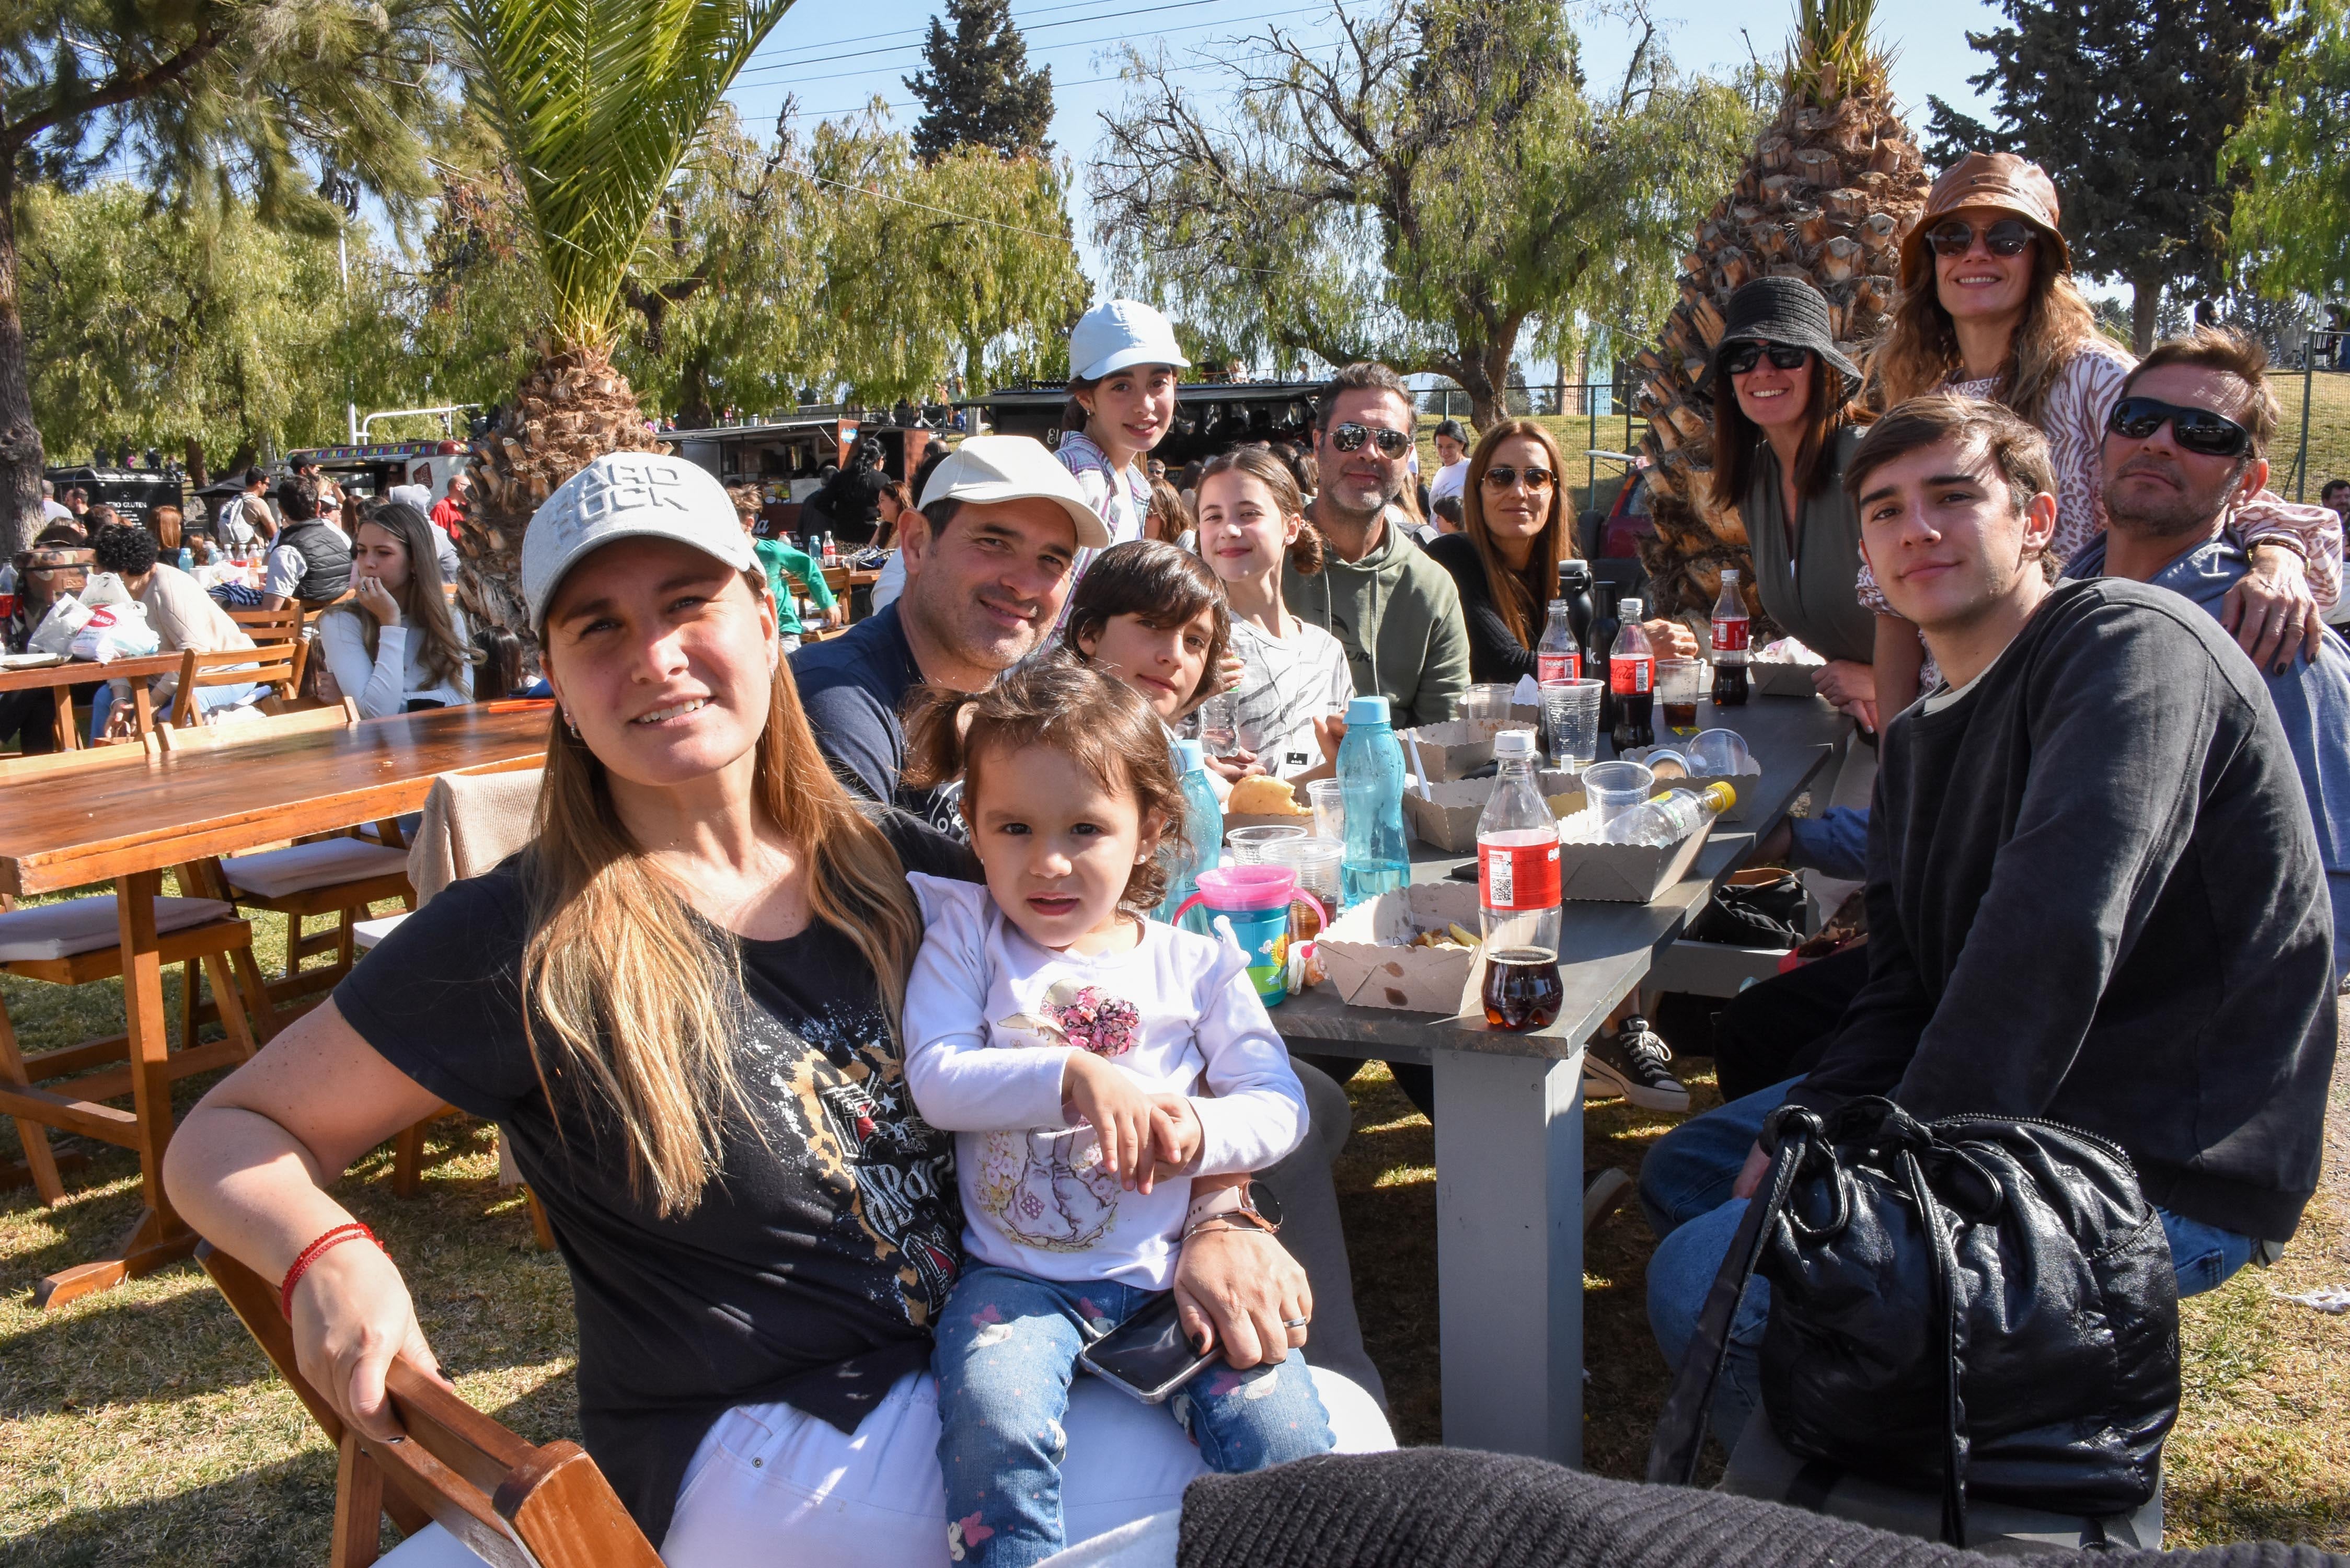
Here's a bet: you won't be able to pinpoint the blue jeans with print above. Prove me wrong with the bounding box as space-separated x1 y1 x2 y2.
934 1263 1334 1568
1641 1079 2259 1453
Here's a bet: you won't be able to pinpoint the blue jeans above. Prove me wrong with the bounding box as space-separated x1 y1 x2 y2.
90 677 256 739
934 1264 1334 1568
1643 1081 2258 1450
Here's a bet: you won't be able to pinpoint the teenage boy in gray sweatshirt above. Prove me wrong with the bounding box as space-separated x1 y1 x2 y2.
1640 394 2336 1451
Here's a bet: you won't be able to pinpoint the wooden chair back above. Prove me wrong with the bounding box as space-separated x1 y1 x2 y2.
170 644 301 727
199 1242 662 1568
227 606 304 647
154 697 361 754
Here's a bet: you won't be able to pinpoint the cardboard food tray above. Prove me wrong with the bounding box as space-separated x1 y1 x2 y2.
1750 660 1825 699
1315 880 1484 1013
1623 744 1755 823
1402 770 1584 852
1560 818 1717 904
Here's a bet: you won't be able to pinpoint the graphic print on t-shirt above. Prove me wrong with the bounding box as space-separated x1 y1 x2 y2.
977 978 1142 1252
745 1002 962 1321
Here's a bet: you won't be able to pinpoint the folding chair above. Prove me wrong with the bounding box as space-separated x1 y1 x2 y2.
0 745 271 1205
163 702 417 1008
170 643 301 727
199 1243 661 1568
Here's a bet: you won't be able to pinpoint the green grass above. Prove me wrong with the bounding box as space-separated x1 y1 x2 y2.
2274 368 2350 502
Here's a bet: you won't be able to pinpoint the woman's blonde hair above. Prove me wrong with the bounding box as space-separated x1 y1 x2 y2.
335 502 476 689
522 569 924 1216
1871 237 2101 428
1461 419 1577 651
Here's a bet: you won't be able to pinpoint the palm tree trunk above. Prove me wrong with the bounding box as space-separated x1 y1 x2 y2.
0 162 47 559
2132 273 2163 358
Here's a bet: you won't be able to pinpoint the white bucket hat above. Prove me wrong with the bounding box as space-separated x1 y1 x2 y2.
1069 299 1191 383
915 436 1110 548
522 452 754 630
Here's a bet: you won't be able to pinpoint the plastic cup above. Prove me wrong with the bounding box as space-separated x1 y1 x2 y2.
1541 678 1603 771
1687 728 1753 776
1226 824 1310 864
1580 759 1656 832
1305 778 1345 843
1657 658 1703 735
1465 683 1515 727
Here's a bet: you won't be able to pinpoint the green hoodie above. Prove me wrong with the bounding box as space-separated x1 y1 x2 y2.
1284 510 1470 729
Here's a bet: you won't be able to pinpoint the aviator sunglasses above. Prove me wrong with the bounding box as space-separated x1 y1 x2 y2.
2105 396 2254 458
1722 342 1812 376
1481 464 1556 490
1925 218 2037 259
1330 422 1413 457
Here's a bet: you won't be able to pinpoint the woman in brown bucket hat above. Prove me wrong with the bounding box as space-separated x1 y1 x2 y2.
1864 151 2343 708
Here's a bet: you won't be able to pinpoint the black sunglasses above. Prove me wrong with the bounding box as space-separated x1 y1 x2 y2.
1330 422 1412 458
1722 342 1811 376
1925 218 2036 258
1481 464 1555 491
2106 396 2254 458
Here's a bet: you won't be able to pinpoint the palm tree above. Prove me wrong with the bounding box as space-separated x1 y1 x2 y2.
1629 0 1931 623
448 0 799 642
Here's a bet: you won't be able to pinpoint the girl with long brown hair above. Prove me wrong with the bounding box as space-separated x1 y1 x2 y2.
318 500 476 716
1866 152 2339 708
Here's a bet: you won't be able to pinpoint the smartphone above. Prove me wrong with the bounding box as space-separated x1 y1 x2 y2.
1077 1293 1216 1404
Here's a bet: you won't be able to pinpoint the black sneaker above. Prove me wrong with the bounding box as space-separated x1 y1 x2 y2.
1583 1016 1690 1112
1584 1166 1633 1232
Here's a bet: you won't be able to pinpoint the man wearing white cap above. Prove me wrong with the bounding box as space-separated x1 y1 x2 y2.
790 435 1106 837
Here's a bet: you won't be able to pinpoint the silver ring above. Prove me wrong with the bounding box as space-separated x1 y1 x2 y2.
1282 1315 1310 1328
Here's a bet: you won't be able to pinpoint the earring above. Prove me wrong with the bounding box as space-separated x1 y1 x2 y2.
562 710 580 737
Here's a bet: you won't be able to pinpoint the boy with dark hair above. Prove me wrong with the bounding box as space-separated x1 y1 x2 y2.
1641 393 2337 1450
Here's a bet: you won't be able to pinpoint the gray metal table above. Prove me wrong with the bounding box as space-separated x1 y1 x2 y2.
1276 693 1852 1463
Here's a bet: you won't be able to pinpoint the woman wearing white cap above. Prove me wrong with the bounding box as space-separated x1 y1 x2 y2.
1057 298 1191 566
164 451 1386 1567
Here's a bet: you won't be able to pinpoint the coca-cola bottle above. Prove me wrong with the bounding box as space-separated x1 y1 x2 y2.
1536 598 1580 684
1585 584 1621 736
1478 730 1563 1031
1609 596 1656 750
1710 568 1750 707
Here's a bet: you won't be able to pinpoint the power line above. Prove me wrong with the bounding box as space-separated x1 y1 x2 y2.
740 8 1321 95
738 41 1296 116
734 0 1284 79
741 0 1238 69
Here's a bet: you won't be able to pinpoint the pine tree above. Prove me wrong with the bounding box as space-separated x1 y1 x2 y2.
1926 0 2299 354
1631 0 1930 620
905 0 1055 164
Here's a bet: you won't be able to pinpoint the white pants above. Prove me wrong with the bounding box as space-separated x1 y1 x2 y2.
377 1368 1390 1567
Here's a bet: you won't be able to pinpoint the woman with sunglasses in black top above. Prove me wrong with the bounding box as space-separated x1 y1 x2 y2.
1865 151 2340 709
1707 279 1880 731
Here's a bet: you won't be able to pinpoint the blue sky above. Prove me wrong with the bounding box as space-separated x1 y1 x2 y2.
724 0 2011 307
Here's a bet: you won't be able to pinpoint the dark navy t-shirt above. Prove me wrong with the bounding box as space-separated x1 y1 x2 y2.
334 811 980 1544
788 603 965 839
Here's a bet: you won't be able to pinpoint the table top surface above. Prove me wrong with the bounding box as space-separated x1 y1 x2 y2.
0 652 185 690
1274 693 1852 1062
0 701 552 894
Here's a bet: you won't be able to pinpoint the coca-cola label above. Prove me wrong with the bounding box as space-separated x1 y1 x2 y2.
1711 617 1750 653
1610 653 1652 696
1481 838 1561 912
1537 651 1580 683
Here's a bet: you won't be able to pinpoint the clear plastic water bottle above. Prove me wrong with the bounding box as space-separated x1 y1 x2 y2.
1337 694 1409 907
1158 739 1224 931
1536 598 1581 684
1478 729 1561 953
823 532 839 564
1599 781 1737 846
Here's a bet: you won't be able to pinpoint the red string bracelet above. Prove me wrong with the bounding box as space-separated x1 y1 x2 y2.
280 1222 381 1320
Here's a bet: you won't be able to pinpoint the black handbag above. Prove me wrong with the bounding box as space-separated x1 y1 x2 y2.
1685 868 1806 949
1648 1097 2180 1546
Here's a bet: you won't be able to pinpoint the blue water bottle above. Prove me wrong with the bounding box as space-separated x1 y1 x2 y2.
1158 739 1224 931
1337 695 1409 907
177 546 194 570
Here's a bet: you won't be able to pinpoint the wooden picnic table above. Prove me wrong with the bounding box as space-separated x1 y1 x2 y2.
0 652 183 751
1273 691 1852 1465
0 700 550 1307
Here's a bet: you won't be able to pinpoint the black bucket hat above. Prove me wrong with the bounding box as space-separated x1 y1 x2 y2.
1708 277 1864 402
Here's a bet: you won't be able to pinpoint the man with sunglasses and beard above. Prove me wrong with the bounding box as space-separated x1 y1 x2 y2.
1283 363 1470 728
2067 326 2350 981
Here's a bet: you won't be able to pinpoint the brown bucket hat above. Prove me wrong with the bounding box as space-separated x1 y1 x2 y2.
1898 151 2071 291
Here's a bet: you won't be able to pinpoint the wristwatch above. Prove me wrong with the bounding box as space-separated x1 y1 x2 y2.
1188 1180 1284 1236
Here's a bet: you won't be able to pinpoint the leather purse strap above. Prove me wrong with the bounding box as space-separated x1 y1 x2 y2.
1898 1146 1972 1548
1645 1115 1815 1488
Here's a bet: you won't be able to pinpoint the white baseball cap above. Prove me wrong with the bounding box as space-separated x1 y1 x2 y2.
522 452 755 629
915 436 1110 548
1068 299 1191 383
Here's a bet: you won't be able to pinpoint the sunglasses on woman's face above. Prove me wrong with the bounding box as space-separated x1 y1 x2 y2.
1723 343 1811 376
1925 218 2036 259
2105 396 2254 458
1481 464 1555 491
1330 422 1412 458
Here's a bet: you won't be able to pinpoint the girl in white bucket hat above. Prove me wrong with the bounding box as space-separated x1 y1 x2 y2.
1056 299 1191 567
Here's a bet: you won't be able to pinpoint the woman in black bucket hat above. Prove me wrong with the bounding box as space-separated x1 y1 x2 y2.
1706 276 1877 730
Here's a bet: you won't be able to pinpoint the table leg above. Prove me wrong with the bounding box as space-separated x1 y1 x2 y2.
50 685 78 751
1432 1049 1584 1465
33 870 198 1308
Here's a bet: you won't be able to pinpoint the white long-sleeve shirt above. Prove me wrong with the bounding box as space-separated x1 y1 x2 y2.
316 603 473 718
902 872 1308 1291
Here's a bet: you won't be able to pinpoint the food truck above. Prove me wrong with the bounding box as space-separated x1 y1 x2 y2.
41 465 186 531
670 413 860 533
953 380 1328 468
281 440 472 506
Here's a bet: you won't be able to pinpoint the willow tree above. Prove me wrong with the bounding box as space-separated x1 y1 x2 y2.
448 0 799 641
1089 0 1756 430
